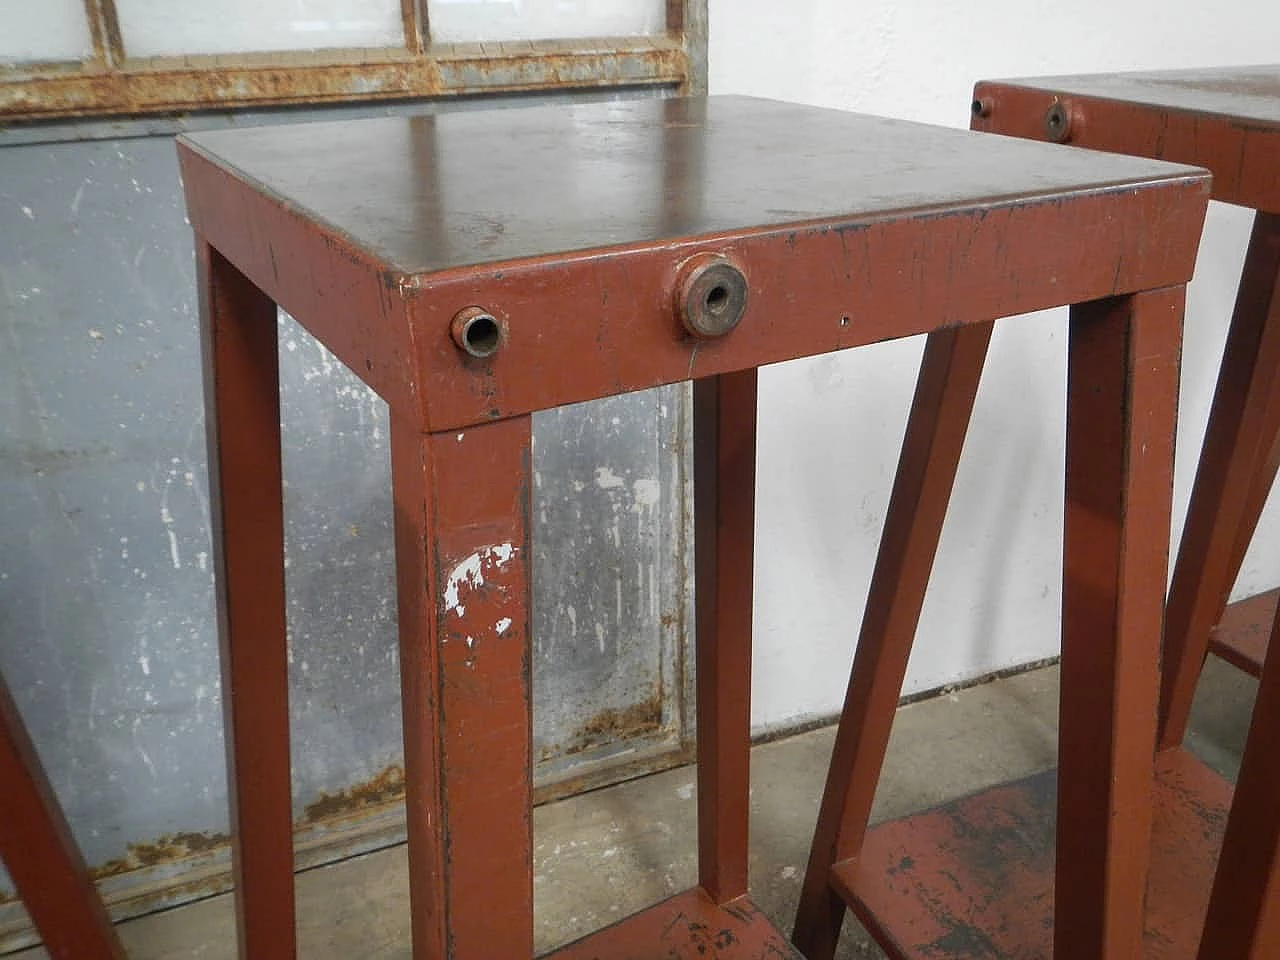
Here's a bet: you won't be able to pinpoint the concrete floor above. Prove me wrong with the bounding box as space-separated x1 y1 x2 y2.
10 657 1256 958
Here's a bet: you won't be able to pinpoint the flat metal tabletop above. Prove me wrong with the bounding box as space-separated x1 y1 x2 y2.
988 66 1280 128
180 95 1204 276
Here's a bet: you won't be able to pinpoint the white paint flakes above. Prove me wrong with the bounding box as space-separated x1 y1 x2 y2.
20 205 34 220
443 542 517 617
675 782 694 801
495 617 512 635
167 529 181 569
594 466 625 489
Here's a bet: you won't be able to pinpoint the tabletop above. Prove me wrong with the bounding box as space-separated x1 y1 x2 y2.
180 95 1205 277
179 95 1210 430
985 66 1280 128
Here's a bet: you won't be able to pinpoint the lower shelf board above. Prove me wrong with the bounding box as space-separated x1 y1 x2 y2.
832 748 1232 960
1210 587 1277 676
544 887 803 960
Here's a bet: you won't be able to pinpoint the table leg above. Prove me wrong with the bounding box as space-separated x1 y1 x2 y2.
0 676 125 959
1161 212 1280 749
391 414 534 960
198 242 295 958
790 323 993 960
1058 288 1183 959
1197 595 1280 959
692 370 758 905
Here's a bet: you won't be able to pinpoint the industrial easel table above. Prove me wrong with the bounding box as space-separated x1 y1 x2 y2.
178 96 1208 959
968 66 1280 959
794 69 1275 960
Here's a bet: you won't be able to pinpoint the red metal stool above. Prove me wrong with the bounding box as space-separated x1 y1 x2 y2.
0 674 125 958
791 68 1276 960
178 96 1207 959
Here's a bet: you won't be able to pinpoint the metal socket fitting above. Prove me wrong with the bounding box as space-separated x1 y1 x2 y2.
674 254 748 339
1044 99 1073 143
451 307 503 359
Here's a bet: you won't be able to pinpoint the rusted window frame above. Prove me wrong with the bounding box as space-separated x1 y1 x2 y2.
1 0 707 123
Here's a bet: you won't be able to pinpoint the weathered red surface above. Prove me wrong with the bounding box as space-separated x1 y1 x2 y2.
971 67 1279 210
180 96 1209 958
838 748 1231 960
0 676 126 959
1210 587 1278 676
549 889 803 960
692 371 758 904
198 243 296 959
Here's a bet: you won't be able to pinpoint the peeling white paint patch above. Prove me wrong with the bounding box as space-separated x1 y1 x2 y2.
676 782 694 800
20 204 34 220
495 617 512 635
443 542 518 617
594 466 625 489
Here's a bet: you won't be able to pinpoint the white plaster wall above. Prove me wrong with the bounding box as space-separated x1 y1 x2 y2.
707 0 1280 732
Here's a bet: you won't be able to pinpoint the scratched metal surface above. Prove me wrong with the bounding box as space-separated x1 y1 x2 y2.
994 65 1280 127
0 89 689 937
180 95 1206 278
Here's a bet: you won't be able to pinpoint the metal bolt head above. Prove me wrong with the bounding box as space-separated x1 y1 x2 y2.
1044 100 1072 143
675 255 748 339
450 306 503 359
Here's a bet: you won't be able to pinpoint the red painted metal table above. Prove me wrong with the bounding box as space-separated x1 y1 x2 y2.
177 96 1208 959
794 68 1277 960
973 67 1280 960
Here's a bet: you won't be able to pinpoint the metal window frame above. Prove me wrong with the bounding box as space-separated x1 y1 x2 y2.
1 0 707 122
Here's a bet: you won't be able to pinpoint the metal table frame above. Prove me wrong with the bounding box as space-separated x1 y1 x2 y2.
794 68 1278 960
178 95 1208 959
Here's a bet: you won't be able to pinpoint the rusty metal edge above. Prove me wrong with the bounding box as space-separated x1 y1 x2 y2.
0 38 689 124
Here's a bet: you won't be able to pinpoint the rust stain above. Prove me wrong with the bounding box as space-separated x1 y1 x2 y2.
90 830 231 880
0 43 688 123
561 691 664 757
302 764 406 823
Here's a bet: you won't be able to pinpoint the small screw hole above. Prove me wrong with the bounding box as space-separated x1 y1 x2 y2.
705 284 730 315
463 314 501 357
839 315 851 327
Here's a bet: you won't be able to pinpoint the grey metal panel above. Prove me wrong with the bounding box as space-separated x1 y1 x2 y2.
0 89 690 943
